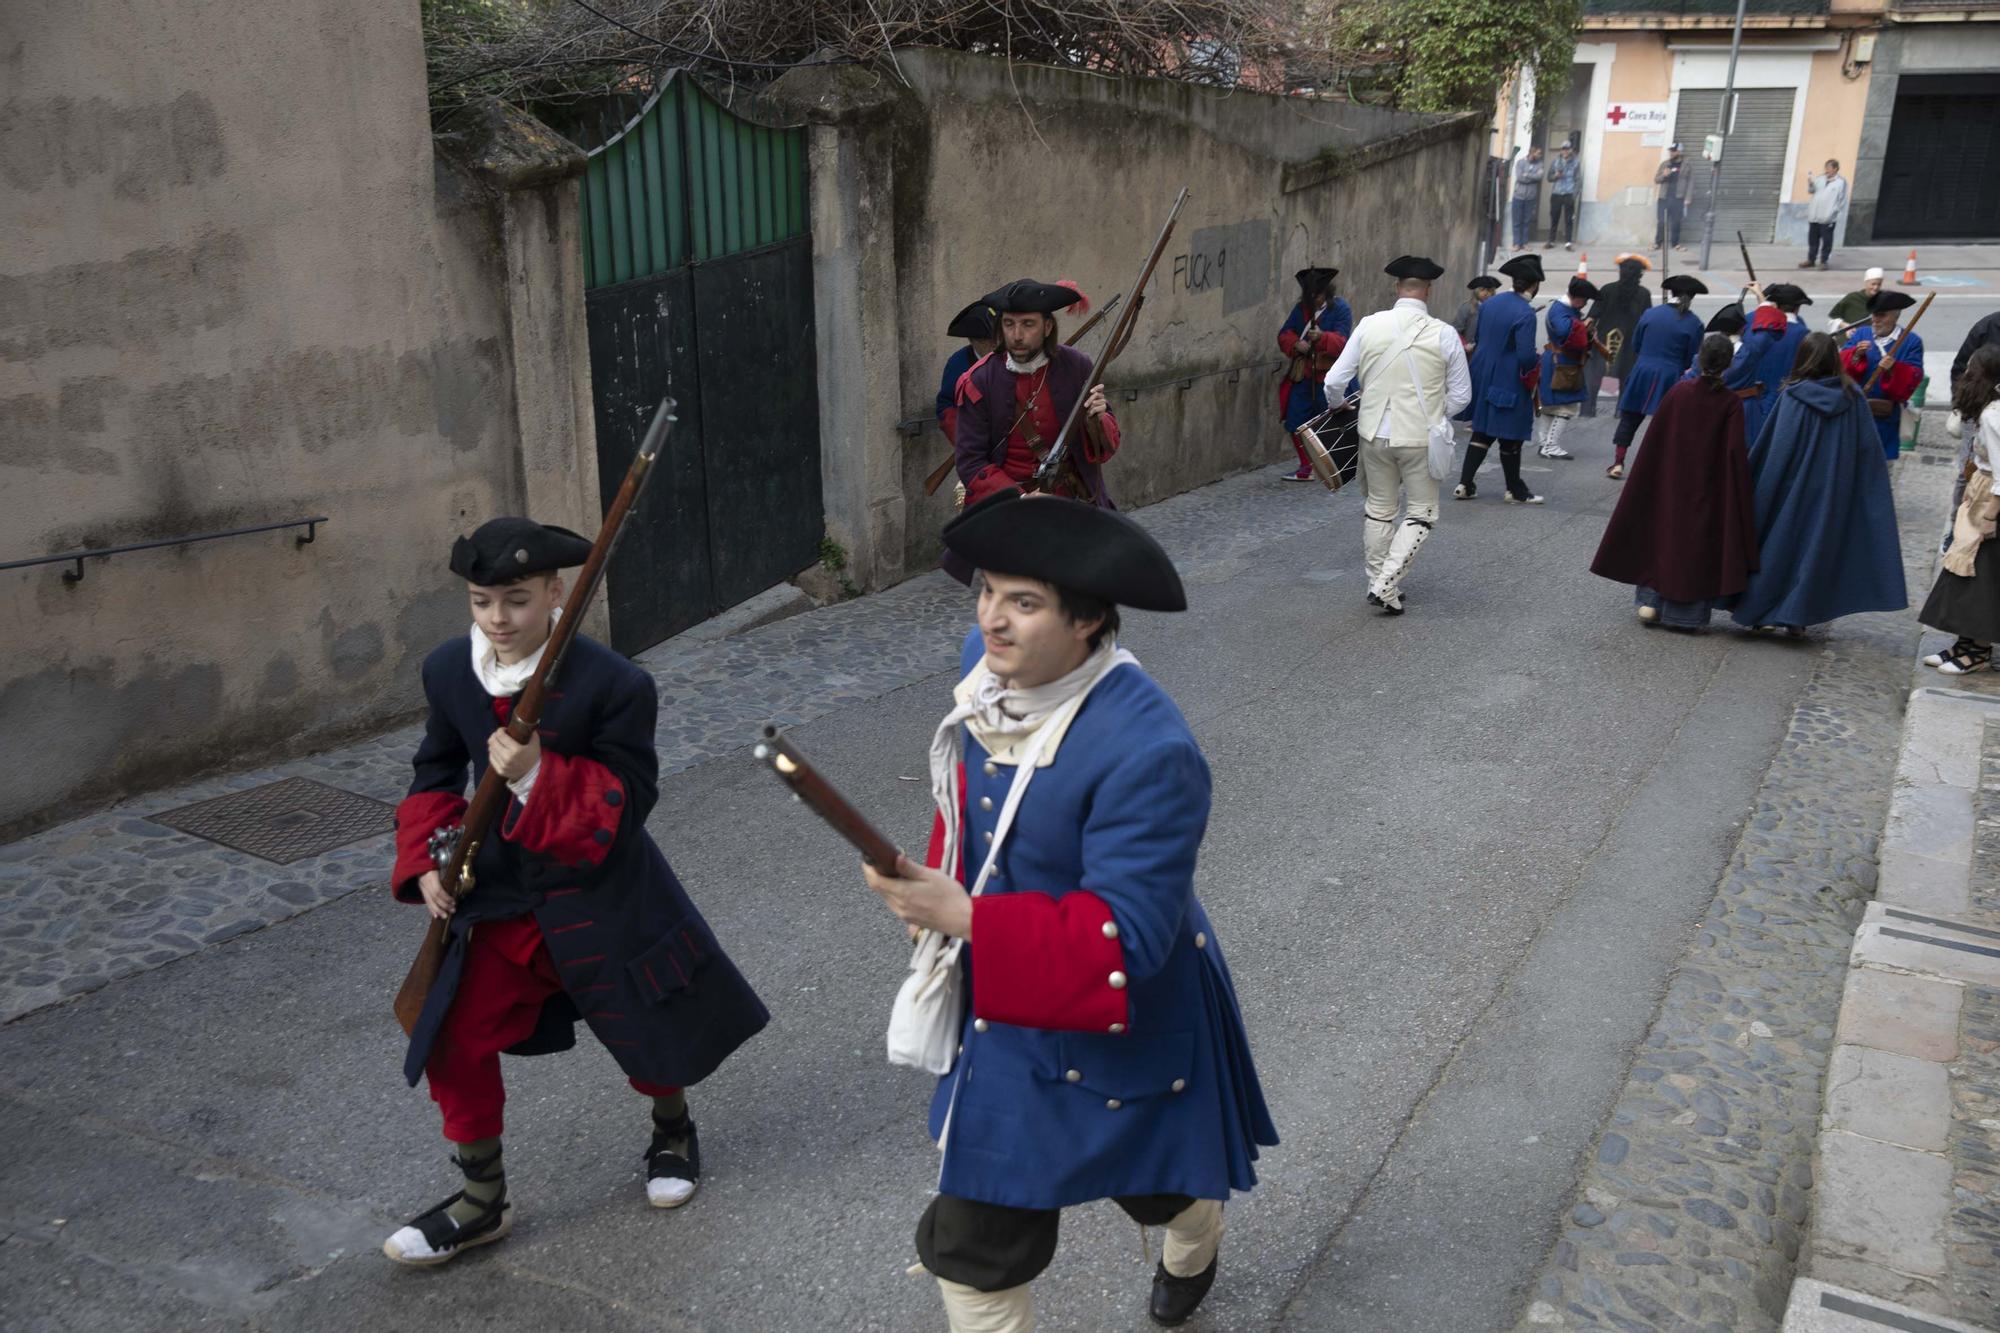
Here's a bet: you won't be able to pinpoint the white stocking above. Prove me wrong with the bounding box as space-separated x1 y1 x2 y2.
937 1277 1036 1333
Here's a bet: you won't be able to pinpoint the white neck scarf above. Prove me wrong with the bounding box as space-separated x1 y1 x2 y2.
469 607 561 698
927 640 1135 892
1006 350 1049 375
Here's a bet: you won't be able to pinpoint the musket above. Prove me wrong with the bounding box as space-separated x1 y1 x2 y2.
921 293 1126 498
1737 231 1757 289
392 397 676 1036
753 726 903 872
1032 187 1192 498
1861 291 1935 394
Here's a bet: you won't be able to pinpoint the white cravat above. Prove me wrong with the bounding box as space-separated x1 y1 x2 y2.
468 607 561 800
1005 351 1049 375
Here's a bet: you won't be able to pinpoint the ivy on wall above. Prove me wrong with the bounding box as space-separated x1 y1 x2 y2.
1317 0 1584 113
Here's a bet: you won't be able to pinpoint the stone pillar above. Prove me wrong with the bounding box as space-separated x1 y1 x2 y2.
438 100 609 636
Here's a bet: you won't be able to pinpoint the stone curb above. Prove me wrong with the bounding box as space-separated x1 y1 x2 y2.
1784 686 2000 1330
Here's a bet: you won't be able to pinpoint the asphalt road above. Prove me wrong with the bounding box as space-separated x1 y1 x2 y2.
0 411 1860 1331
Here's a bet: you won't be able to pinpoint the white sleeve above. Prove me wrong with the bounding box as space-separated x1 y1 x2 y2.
507 760 540 803
1439 322 1473 417
1323 321 1365 403
1984 406 2000 475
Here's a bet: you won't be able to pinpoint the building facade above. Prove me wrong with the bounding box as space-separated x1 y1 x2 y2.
1497 0 1999 251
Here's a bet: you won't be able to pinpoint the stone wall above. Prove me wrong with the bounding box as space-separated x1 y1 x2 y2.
767 51 1485 585
0 3 597 837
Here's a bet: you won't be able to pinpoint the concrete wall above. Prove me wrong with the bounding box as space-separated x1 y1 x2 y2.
770 51 1484 583
0 3 597 837
1849 19 2000 243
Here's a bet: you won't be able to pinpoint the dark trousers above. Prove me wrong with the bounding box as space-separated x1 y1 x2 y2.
1462 433 1530 498
1655 197 1684 247
1511 197 1537 249
918 1192 1198 1291
1612 409 1648 451
1807 221 1835 265
1549 193 1577 244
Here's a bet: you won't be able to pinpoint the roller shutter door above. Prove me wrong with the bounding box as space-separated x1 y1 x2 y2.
1672 88 1795 244
1876 75 2000 240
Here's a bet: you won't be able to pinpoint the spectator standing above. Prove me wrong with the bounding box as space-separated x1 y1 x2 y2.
1654 145 1691 251
1546 141 1581 251
1512 147 1545 251
1802 160 1848 270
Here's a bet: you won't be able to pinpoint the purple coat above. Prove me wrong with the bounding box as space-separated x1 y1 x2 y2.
954 343 1116 509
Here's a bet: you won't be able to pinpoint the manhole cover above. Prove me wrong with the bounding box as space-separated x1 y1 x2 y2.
149 777 395 864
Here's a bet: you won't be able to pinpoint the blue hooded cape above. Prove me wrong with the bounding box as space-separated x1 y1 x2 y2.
1721 376 1906 628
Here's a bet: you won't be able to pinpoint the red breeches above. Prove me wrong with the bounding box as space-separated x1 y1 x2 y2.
425 913 678 1142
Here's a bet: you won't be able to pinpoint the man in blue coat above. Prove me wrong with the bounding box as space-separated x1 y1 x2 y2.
1840 289 1925 459
1278 267 1354 480
1725 282 1813 445
937 298 1000 448
862 492 1277 1330
1459 253 1547 504
1536 275 1599 460
382 518 769 1266
1608 274 1707 478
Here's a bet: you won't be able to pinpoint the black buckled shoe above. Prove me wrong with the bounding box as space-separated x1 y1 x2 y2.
1149 1256 1218 1326
645 1112 702 1208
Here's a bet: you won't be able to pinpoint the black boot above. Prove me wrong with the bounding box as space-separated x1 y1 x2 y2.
1149 1256 1219 1326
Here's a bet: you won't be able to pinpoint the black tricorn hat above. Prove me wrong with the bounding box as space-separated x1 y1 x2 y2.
1661 274 1709 299
1467 275 1501 292
1568 276 1601 301
1295 267 1339 295
1385 255 1445 282
1764 282 1813 308
450 517 591 585
946 299 999 341
1498 254 1545 285
941 490 1187 613
1868 290 1917 315
980 278 1086 315
1706 302 1747 335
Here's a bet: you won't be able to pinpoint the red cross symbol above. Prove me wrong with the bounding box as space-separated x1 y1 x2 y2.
1607 105 1628 126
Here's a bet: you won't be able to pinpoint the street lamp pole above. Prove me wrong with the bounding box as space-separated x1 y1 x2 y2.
1697 0 1750 271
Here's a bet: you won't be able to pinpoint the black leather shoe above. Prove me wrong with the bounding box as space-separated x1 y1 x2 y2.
1149 1256 1218 1326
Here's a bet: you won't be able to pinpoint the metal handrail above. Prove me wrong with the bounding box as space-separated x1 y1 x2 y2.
2 516 328 584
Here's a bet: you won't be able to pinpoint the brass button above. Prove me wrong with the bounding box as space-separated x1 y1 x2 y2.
1108 1023 1126 1034
983 761 999 777
973 1019 989 1033
1106 1098 1122 1111
1194 932 1207 949
1065 1069 1081 1083
1172 1078 1186 1093
1108 971 1127 990
979 796 994 811
1102 921 1120 940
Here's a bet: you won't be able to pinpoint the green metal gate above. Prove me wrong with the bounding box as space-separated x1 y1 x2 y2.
580 74 822 654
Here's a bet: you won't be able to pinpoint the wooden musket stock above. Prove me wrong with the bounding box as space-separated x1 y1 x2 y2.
392 397 677 1036
754 726 903 873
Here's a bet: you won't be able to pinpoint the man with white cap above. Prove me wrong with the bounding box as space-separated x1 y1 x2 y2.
1827 268 1886 332
1320 255 1473 614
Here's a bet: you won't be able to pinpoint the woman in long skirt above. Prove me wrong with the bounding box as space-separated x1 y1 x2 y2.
1591 334 1757 629
1920 346 2000 673
1721 332 1907 633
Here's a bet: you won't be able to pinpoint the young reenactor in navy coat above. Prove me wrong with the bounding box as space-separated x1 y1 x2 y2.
937 299 1000 451
1535 275 1600 460
861 492 1277 1331
1458 253 1548 504
1277 266 1353 481
382 518 768 1267
1725 282 1814 446
1609 275 1709 478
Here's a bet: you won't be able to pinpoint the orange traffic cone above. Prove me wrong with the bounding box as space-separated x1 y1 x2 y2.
1900 249 1919 286
1577 252 1589 279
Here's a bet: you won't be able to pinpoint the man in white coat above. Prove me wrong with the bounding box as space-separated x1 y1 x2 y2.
1322 255 1474 616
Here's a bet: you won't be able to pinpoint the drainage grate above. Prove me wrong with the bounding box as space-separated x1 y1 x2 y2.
149 777 395 864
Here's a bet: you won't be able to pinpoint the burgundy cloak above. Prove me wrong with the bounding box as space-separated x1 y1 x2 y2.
1591 377 1758 603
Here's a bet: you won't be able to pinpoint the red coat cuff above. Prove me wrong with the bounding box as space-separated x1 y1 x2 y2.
1841 345 1871 380
1561 323 1589 353
500 751 625 869
967 467 1014 504
1881 358 1922 401
971 891 1130 1032
1278 328 1302 357
1319 331 1349 361
1083 412 1121 465
939 406 959 444
393 791 467 902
